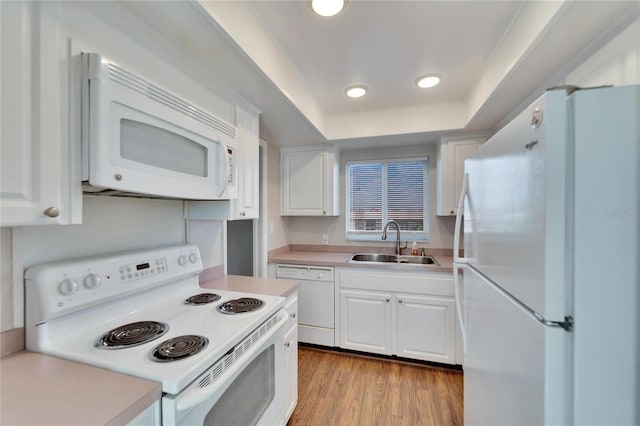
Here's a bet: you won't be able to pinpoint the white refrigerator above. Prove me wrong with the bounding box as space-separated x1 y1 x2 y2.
453 85 639 425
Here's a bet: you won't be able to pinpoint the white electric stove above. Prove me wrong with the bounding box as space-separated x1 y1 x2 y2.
25 244 289 425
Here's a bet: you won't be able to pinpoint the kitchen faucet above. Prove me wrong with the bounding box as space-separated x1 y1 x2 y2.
382 220 406 255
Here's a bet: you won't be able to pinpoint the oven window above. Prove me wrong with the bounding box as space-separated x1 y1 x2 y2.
204 345 275 426
120 119 208 177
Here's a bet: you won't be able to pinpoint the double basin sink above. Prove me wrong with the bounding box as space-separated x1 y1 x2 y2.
348 253 439 266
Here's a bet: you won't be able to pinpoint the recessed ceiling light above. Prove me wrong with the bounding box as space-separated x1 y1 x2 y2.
311 0 345 17
416 74 442 89
345 85 367 98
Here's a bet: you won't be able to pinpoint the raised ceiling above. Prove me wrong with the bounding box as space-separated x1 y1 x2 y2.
246 1 524 114
120 1 638 147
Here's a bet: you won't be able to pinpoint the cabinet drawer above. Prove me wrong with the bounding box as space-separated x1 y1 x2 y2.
338 269 453 296
276 264 334 281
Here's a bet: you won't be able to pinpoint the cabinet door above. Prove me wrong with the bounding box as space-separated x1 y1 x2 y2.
283 322 298 422
281 148 339 216
281 150 325 215
230 106 259 220
339 289 392 355
395 294 456 364
436 138 483 216
1 2 79 226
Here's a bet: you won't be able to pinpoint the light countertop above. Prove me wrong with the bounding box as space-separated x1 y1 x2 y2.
268 250 454 273
200 274 300 297
0 351 161 426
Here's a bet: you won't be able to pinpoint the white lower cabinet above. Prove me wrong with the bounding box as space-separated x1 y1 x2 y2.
282 291 298 422
395 294 456 364
283 321 298 422
337 268 457 364
339 290 392 355
126 400 160 426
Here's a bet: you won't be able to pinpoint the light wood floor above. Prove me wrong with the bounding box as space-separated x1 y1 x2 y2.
288 346 463 426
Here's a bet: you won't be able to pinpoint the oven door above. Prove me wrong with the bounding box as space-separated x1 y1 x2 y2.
162 310 288 426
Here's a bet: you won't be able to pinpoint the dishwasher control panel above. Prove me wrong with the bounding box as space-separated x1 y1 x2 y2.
275 264 334 282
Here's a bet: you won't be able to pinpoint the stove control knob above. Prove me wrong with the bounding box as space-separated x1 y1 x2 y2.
178 255 187 266
189 253 198 264
58 278 78 296
83 273 101 290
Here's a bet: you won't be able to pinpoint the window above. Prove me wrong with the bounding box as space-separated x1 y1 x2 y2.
346 158 429 241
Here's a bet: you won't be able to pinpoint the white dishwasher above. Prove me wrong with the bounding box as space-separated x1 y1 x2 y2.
275 264 335 346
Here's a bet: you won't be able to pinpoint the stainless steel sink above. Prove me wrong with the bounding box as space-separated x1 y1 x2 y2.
349 253 397 263
396 255 438 265
348 253 439 266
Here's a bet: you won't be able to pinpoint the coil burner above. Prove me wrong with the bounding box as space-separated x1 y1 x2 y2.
151 335 209 362
216 298 265 314
184 293 222 305
97 321 169 349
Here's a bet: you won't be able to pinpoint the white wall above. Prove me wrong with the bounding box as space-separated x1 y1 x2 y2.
0 196 185 331
565 17 639 87
188 220 225 271
1 229 13 331
17 197 185 269
287 143 457 249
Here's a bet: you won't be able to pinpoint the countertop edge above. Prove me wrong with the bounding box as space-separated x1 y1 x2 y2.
268 251 454 273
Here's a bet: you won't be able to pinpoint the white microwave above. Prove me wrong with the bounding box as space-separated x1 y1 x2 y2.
81 53 237 200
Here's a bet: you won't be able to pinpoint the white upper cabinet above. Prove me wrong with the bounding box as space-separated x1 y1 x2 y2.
281 146 339 216
231 105 260 220
436 136 486 216
1 2 81 226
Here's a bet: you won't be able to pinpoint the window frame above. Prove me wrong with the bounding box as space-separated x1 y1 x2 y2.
345 157 430 242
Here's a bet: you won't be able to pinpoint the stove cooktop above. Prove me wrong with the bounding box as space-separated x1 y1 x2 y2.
30 283 284 394
23 244 285 395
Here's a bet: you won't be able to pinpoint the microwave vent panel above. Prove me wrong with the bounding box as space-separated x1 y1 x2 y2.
107 63 236 140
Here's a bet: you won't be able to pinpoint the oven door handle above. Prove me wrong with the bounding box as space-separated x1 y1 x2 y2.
176 313 289 413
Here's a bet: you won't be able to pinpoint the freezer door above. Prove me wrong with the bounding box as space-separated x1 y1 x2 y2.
463 266 569 426
463 89 569 319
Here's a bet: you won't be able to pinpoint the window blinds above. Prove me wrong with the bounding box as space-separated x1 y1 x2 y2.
346 159 429 240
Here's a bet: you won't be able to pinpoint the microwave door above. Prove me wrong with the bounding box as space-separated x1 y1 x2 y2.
90 102 230 200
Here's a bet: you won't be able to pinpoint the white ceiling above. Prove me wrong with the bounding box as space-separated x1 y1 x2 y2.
118 1 638 148
246 1 524 114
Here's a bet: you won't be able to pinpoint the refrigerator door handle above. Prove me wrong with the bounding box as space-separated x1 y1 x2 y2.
470 265 574 332
453 263 467 353
454 173 471 263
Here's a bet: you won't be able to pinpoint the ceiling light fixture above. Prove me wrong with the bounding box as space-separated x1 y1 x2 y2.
416 74 442 89
345 85 367 98
311 0 345 17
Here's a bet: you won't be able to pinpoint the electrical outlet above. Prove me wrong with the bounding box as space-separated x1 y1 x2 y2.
322 234 329 245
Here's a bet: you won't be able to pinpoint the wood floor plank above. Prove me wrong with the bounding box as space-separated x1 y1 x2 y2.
289 347 463 426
